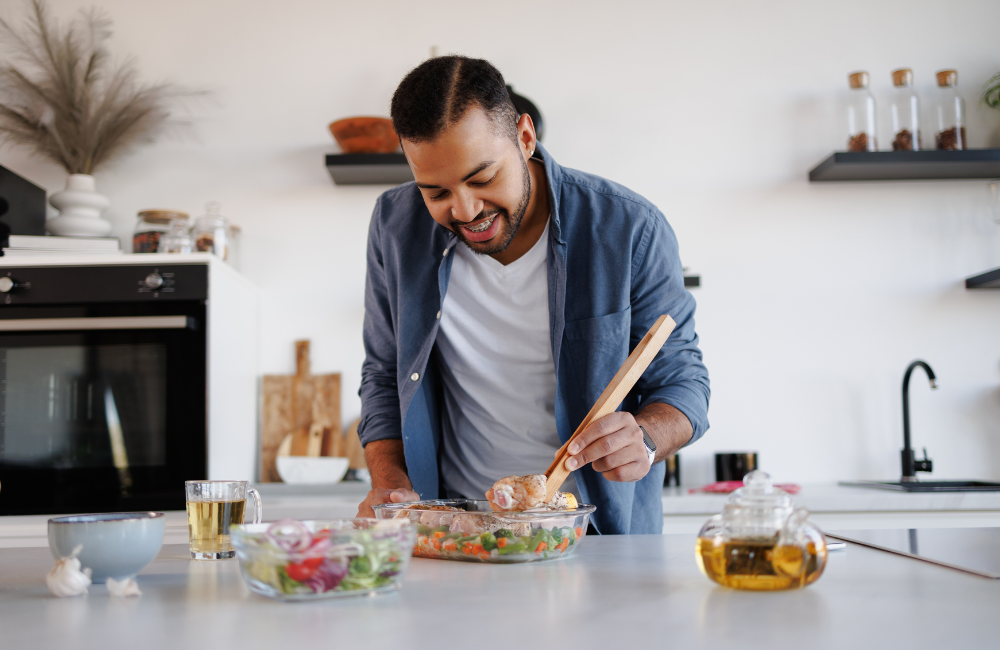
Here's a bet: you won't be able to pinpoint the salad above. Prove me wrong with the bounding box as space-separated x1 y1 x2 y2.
231 518 415 601
373 499 596 564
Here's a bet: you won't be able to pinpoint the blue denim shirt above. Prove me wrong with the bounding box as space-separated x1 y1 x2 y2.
358 144 710 534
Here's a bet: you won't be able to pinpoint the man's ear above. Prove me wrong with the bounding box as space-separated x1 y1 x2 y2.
516 113 536 158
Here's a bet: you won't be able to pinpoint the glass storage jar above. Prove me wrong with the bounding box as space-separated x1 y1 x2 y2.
133 210 188 254
192 202 233 261
934 69 966 150
890 68 921 151
158 218 194 254
695 470 827 591
846 71 877 152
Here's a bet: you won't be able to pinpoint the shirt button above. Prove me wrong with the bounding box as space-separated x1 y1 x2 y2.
436 310 441 319
442 249 450 257
410 372 419 381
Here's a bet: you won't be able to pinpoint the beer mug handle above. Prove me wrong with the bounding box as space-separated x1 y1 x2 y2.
246 487 262 524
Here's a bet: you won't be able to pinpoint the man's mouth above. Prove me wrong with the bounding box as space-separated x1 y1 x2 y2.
460 213 502 243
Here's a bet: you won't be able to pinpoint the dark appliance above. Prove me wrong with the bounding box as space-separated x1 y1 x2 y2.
0 264 207 515
0 165 46 237
715 452 758 482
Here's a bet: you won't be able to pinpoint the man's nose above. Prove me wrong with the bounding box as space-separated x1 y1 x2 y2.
451 192 483 223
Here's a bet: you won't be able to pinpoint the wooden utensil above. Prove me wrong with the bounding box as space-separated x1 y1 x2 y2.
544 315 676 502
260 340 342 482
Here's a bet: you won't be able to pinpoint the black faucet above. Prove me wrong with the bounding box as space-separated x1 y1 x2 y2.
901 360 936 481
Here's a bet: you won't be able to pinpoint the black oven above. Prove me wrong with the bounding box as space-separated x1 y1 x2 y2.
0 264 207 515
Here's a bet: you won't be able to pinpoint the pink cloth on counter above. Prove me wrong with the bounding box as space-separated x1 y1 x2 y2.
689 481 801 495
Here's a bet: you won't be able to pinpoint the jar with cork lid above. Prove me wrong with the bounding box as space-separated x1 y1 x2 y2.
933 69 966 150
133 210 189 253
846 71 877 152
889 68 921 151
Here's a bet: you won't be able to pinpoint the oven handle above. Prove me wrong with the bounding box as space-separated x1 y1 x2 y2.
0 316 193 331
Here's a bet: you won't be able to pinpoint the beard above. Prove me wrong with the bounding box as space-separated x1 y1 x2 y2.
450 155 532 256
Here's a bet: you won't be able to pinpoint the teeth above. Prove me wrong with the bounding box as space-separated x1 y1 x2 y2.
466 217 494 233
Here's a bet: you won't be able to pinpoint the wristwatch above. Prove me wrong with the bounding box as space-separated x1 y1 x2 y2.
638 425 657 466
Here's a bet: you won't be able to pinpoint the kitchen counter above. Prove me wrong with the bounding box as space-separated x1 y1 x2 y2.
4 481 1000 547
0 534 995 649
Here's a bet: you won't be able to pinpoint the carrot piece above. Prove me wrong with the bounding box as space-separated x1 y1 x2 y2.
556 538 569 552
497 537 508 549
575 527 584 539
535 541 548 554
443 540 457 552
433 531 446 539
432 539 441 550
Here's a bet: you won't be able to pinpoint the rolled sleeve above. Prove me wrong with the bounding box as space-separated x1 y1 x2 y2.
358 196 403 447
630 209 710 444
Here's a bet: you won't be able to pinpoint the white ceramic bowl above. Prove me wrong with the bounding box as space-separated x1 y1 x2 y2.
48 512 165 583
276 456 350 485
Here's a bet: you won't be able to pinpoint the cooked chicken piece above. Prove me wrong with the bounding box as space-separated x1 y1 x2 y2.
486 475 548 511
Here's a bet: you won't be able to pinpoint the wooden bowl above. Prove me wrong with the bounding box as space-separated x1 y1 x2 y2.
329 117 399 154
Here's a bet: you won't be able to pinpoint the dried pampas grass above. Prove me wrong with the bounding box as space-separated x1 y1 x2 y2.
0 0 196 175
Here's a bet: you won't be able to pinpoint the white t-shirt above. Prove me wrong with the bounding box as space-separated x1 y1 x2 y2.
436 218 577 500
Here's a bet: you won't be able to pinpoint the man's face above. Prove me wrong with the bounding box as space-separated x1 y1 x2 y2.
403 107 531 256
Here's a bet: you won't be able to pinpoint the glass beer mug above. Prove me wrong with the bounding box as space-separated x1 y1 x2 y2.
695 470 827 591
185 480 262 559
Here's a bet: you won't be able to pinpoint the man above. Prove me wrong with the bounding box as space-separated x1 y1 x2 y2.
356 56 709 534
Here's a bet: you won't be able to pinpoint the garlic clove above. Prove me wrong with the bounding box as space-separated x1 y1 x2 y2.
46 545 92 597
106 577 142 597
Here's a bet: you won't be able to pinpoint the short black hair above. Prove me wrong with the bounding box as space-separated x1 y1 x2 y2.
390 56 518 144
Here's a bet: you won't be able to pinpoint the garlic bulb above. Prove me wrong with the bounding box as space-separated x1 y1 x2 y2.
46 544 92 597
106 577 142 597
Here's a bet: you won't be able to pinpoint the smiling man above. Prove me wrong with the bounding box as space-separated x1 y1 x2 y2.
355 56 709 534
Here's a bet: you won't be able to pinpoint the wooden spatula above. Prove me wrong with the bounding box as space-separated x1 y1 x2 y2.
544 314 676 502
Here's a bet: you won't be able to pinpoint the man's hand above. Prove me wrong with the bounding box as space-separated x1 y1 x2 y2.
564 412 650 482
357 439 417 517
356 487 420 518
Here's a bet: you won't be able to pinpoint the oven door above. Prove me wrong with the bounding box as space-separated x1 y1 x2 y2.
0 302 206 515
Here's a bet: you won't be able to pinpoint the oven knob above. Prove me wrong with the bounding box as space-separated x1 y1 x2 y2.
0 277 14 293
144 272 164 290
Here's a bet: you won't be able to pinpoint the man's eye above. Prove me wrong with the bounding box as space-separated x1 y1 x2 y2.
429 191 449 201
470 174 497 188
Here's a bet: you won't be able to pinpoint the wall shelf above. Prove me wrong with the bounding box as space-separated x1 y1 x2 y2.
325 153 413 185
966 267 1000 289
808 149 1000 182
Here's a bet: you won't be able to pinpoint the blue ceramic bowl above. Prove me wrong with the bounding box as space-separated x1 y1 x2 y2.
48 512 165 583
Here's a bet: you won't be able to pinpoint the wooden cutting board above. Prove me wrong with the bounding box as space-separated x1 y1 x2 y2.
259 340 342 482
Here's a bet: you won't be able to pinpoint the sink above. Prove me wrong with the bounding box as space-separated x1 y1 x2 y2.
839 480 1000 492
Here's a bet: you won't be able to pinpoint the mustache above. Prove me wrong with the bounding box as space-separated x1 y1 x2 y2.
451 208 506 231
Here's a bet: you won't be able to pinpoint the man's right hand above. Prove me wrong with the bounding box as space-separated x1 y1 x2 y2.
356 487 420 518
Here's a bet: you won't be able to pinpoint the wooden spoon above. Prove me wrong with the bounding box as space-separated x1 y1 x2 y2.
544 314 676 502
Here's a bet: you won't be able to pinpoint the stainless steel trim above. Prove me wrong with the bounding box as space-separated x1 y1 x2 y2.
0 316 189 331
826 532 1000 580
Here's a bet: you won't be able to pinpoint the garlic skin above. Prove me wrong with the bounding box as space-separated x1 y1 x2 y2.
106 577 142 597
46 544 92 597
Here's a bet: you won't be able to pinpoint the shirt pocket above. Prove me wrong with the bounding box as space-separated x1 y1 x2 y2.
561 307 632 416
564 306 631 342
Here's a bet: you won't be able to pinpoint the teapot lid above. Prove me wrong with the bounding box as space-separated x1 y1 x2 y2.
725 470 792 511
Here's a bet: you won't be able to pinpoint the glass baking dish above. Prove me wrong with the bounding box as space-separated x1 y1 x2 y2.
372 499 596 563
230 518 415 601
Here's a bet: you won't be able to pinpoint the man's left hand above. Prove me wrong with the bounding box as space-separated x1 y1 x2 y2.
563 412 650 482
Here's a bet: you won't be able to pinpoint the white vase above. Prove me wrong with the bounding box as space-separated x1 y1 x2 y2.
47 174 112 237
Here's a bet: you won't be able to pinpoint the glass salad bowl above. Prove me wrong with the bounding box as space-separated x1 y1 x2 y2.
372 499 596 564
230 518 415 601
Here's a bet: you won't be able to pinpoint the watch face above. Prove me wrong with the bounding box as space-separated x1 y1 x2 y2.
639 425 657 452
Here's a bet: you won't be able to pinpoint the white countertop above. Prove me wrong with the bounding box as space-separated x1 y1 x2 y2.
0 535 996 650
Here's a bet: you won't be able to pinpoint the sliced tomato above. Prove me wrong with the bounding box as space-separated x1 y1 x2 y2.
285 557 323 582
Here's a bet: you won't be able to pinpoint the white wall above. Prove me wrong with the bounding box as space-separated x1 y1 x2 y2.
3 0 1000 486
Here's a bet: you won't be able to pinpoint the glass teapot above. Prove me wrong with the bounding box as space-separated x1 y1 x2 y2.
695 470 827 591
